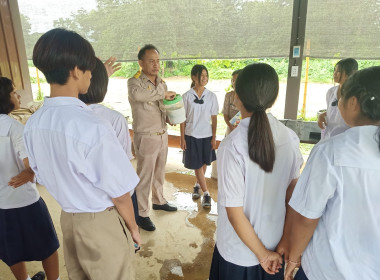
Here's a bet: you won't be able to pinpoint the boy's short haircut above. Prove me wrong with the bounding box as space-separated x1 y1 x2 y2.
137 44 159 60
33 28 96 85
232 69 242 76
79 58 108 104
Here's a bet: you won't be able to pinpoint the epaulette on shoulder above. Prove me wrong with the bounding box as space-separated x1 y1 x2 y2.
134 70 141 79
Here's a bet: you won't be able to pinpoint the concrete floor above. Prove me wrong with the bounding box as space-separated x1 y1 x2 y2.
0 148 218 280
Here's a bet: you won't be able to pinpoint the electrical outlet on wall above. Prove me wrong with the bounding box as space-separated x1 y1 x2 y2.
291 66 299 77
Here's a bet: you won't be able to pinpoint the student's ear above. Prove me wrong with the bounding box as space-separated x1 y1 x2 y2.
348 96 360 112
70 66 82 80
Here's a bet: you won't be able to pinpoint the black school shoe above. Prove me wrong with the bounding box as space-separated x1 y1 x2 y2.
31 271 45 280
152 203 177 212
138 216 156 231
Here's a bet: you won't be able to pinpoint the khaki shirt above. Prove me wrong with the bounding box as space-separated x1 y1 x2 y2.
222 90 239 120
128 70 167 133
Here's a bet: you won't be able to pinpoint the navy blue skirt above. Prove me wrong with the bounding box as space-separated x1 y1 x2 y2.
209 245 284 280
0 197 59 266
294 266 308 280
182 135 216 170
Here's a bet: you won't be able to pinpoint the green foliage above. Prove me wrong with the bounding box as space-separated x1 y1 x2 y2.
299 143 314 158
29 76 46 84
28 57 380 83
36 89 44 101
112 62 140 78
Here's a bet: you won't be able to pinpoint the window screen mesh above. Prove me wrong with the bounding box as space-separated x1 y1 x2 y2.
304 0 380 59
18 0 293 61
18 0 380 61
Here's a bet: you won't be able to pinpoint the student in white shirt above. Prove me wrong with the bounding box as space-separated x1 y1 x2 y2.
317 58 358 139
24 28 140 280
78 57 137 218
180 65 219 209
209 63 303 280
0 77 60 280
79 57 133 159
285 66 380 280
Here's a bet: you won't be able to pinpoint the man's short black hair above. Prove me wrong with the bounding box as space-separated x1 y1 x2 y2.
79 58 109 104
138 44 159 60
0 77 15 114
33 28 96 85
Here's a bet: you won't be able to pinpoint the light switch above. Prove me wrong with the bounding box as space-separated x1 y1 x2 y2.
291 66 299 77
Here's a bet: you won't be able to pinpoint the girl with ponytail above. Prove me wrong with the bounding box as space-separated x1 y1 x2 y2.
285 66 380 280
210 63 303 280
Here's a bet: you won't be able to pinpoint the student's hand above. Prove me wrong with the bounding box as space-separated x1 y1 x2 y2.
211 136 217 150
8 167 35 188
259 250 283 275
276 237 289 263
180 137 186 150
284 257 301 280
130 227 141 249
165 91 176 101
104 56 122 77
317 111 327 129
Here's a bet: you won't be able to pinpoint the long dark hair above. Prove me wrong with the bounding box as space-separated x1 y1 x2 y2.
341 66 380 151
335 58 358 83
235 63 279 172
0 77 15 114
190 64 208 88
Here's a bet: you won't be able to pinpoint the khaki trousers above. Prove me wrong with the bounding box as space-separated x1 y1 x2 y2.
60 208 135 280
133 132 168 217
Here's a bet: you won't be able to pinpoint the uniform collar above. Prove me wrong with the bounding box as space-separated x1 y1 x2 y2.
333 126 380 170
43 96 90 110
191 87 208 98
140 71 162 85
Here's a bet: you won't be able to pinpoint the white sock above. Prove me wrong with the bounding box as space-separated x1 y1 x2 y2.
26 276 32 280
57 277 61 280
204 191 209 196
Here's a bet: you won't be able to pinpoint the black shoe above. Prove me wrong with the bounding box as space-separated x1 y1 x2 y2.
31 271 45 280
138 216 156 231
202 194 212 209
152 203 177 212
192 184 201 199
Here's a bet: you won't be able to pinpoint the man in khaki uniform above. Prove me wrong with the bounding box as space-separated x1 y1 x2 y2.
128 44 177 231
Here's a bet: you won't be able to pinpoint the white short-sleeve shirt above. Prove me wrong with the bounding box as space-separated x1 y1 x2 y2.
322 86 349 139
182 88 219 138
0 115 39 209
88 104 133 160
290 126 380 280
23 97 140 213
216 114 303 266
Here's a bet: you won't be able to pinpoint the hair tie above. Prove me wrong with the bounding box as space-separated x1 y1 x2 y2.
254 104 266 112
370 96 375 101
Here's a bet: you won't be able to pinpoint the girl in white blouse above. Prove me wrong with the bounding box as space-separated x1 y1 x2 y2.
285 66 380 280
0 77 59 280
317 58 358 139
209 64 303 280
